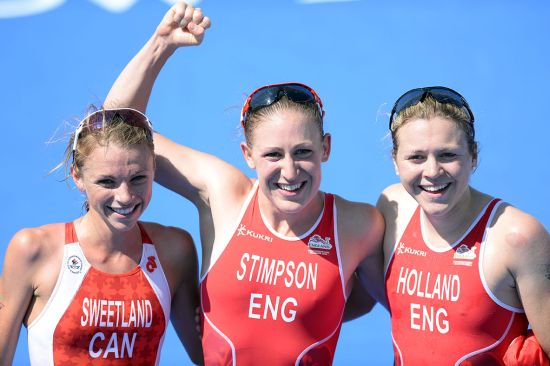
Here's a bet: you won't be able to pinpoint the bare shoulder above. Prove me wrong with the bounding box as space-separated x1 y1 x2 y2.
377 183 416 216
3 223 65 306
139 222 199 294
491 203 549 255
333 194 384 251
139 221 196 262
6 223 64 267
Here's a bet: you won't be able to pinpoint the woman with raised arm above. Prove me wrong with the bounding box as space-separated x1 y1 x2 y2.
0 108 203 365
104 3 385 365
380 86 550 365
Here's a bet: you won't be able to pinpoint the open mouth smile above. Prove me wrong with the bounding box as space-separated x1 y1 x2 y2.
275 182 305 192
108 204 139 216
420 183 450 194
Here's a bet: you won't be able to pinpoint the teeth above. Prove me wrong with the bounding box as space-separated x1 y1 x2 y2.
277 183 303 191
422 184 449 192
111 206 135 215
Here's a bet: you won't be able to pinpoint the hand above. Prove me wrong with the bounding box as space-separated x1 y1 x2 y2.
156 2 211 48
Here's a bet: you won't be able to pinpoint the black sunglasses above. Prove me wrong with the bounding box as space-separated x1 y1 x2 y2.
240 82 325 127
72 108 153 152
389 86 475 129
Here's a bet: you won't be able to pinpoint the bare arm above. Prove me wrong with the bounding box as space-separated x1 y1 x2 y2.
104 2 210 112
343 273 377 321
104 3 250 210
168 231 203 365
0 230 42 365
338 197 387 320
508 214 550 355
147 223 203 364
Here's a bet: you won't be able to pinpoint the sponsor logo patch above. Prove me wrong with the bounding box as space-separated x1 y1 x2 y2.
453 244 477 266
67 255 83 274
396 242 427 257
146 256 157 273
236 224 273 243
308 234 332 255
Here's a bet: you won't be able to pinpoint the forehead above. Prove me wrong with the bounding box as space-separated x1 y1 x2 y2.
250 109 321 140
81 143 153 174
396 117 468 149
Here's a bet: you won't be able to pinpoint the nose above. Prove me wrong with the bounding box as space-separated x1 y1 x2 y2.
115 183 133 204
280 155 299 181
424 156 442 178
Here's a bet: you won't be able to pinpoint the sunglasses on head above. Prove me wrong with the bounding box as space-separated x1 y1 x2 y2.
389 86 475 129
72 108 153 152
240 82 325 127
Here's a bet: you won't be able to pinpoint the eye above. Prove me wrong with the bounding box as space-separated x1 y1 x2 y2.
439 152 459 161
131 175 148 184
264 151 282 160
295 148 313 158
96 178 115 187
406 154 425 162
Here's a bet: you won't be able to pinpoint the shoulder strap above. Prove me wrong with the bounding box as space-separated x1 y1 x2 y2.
65 222 78 244
138 222 153 244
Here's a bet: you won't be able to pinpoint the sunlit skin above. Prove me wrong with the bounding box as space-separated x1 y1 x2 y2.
1 140 203 364
72 143 155 236
393 116 476 232
241 109 331 234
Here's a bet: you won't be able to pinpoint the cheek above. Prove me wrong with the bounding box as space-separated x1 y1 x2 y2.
449 161 473 179
394 161 417 180
140 180 154 197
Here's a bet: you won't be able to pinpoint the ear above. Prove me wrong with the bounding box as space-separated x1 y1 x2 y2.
321 133 332 162
471 143 478 172
392 156 400 176
240 141 256 169
71 166 85 192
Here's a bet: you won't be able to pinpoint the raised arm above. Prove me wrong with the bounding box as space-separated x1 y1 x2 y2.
104 3 251 212
104 2 210 112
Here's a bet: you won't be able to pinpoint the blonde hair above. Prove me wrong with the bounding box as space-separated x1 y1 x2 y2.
390 95 477 161
54 106 155 179
243 96 324 146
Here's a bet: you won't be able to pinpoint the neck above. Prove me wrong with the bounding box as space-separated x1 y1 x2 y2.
76 211 140 253
420 188 483 247
258 192 325 237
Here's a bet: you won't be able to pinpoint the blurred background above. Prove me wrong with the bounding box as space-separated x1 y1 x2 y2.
1 0 549 364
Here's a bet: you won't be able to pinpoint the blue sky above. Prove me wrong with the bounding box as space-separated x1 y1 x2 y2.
1 1 549 364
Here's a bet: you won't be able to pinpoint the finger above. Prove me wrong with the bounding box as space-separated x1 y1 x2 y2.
186 22 205 37
179 4 195 29
171 2 187 26
191 7 203 25
198 15 211 30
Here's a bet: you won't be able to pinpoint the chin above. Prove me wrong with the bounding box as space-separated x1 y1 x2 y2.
273 200 307 215
110 220 138 232
418 201 455 219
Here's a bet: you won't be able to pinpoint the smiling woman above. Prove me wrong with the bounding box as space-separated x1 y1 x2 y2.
378 86 550 365
102 2 385 365
0 107 203 365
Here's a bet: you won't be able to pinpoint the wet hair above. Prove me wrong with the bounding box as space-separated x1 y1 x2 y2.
55 107 155 210
243 96 324 146
390 95 477 162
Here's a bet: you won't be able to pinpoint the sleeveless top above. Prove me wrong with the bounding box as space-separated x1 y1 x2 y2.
27 222 171 365
200 182 346 365
385 199 528 365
